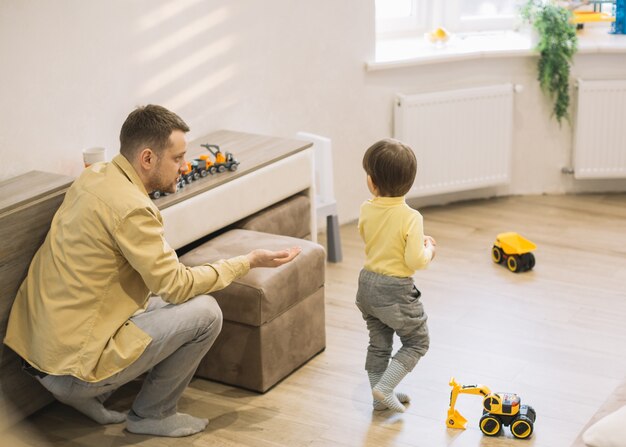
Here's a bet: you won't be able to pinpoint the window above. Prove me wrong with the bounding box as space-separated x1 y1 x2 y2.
375 0 522 36
447 0 519 32
375 0 429 34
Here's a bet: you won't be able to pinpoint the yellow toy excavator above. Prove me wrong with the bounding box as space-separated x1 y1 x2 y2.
447 377 536 439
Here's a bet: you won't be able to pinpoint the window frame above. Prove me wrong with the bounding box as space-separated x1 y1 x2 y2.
376 0 522 37
375 0 431 37
443 0 519 32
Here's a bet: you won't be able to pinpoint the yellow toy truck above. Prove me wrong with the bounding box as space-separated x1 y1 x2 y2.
447 377 536 439
491 232 536 273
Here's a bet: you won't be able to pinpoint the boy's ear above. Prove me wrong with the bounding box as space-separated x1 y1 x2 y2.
367 175 379 195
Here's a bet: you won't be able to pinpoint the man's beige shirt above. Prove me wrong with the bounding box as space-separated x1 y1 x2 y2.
4 154 249 382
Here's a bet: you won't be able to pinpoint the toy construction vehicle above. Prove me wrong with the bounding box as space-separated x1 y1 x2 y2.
447 377 536 439
148 144 240 199
149 178 184 199
201 144 240 173
492 232 536 273
181 160 201 184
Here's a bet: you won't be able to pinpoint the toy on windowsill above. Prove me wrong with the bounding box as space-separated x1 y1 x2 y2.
149 144 240 199
425 27 451 45
614 0 626 34
447 377 537 439
571 10 615 30
491 232 536 273
565 0 625 33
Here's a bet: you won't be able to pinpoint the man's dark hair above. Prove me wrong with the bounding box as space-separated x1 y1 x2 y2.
119 105 190 158
362 138 417 197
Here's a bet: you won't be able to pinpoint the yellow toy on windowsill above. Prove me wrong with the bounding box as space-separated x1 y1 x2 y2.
425 27 451 44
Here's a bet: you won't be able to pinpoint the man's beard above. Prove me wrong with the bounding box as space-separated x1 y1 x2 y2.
148 171 178 194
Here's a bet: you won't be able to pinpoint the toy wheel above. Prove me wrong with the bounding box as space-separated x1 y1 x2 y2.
209 166 217 174
229 163 238 171
150 190 161 199
218 165 226 173
524 405 537 423
519 253 534 271
507 255 520 273
491 246 503 264
479 414 502 437
199 169 207 177
527 252 535 270
511 415 534 439
193 172 200 180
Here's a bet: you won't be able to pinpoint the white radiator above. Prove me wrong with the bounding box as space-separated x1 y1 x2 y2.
574 79 626 179
394 84 514 197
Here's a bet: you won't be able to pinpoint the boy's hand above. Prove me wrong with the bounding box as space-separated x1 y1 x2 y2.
424 235 437 260
246 247 302 268
424 235 437 247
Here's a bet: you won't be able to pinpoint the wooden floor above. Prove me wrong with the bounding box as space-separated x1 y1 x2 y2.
4 193 626 447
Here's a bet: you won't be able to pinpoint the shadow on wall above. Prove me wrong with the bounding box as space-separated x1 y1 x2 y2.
132 0 240 124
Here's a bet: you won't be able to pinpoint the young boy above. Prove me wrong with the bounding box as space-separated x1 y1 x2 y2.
356 138 436 413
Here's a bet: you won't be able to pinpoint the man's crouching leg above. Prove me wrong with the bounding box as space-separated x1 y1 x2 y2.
126 294 222 437
36 375 127 425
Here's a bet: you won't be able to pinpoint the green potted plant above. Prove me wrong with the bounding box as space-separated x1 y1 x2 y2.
521 0 578 125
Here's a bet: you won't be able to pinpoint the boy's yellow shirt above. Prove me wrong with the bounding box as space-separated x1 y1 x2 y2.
358 196 432 278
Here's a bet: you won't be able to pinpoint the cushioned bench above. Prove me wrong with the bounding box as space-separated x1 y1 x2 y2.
233 192 311 240
180 229 326 392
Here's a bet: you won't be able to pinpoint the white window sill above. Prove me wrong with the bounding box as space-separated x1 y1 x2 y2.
367 25 626 71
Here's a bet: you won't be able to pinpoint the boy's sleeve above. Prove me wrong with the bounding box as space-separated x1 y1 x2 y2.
404 212 433 271
357 202 366 242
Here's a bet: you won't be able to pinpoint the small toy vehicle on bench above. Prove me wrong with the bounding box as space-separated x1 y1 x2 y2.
149 144 239 200
492 232 536 273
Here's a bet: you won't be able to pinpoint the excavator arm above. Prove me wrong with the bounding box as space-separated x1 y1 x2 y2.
447 377 492 429
201 144 226 163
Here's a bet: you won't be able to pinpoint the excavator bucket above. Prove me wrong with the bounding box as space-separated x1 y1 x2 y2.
447 409 468 429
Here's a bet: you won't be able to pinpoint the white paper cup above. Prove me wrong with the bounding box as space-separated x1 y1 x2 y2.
83 147 106 167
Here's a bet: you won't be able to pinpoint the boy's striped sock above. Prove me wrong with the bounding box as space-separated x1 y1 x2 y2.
372 359 410 413
368 371 411 411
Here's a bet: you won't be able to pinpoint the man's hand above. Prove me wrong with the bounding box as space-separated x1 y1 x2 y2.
246 247 302 269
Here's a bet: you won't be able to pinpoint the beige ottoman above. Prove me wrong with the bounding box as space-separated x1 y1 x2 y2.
179 229 326 392
233 192 311 240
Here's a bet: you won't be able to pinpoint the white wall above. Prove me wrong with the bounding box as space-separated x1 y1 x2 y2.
1 1 625 224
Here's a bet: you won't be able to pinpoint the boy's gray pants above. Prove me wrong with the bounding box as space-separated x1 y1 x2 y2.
37 294 222 419
355 269 429 373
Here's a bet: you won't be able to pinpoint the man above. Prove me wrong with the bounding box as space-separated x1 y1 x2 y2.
4 105 300 437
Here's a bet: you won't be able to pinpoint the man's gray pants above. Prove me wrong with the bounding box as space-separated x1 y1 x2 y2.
355 269 429 373
37 294 222 419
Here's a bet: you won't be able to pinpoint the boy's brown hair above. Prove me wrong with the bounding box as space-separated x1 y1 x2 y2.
362 138 417 197
120 105 190 158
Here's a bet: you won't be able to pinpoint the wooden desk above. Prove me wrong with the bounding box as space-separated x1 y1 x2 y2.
0 171 74 430
156 130 316 250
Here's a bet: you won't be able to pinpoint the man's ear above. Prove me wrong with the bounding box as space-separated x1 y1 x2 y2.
138 148 156 171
